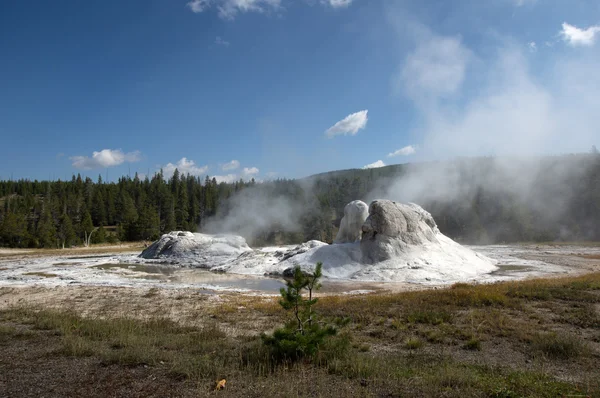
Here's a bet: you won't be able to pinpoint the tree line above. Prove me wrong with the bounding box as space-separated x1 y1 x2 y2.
0 169 249 248
1 153 599 249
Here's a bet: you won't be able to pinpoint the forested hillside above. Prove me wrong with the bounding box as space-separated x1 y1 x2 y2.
1 153 599 249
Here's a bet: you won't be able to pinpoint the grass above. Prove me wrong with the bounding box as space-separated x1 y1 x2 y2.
405 308 453 325
2 272 600 396
0 323 34 342
507 283 600 302
0 242 146 258
463 337 482 351
559 303 600 328
423 329 445 343
2 307 248 381
324 355 580 397
530 332 589 360
404 337 424 349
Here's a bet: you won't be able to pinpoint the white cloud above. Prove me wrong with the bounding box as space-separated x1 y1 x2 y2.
71 149 141 170
187 0 211 12
212 174 237 183
560 22 600 47
215 36 230 46
388 145 417 157
363 160 386 169
323 0 353 8
212 165 260 183
163 159 259 183
325 110 368 138
187 0 281 19
398 34 472 103
221 160 240 171
528 41 537 52
242 167 260 176
162 157 209 178
513 0 537 6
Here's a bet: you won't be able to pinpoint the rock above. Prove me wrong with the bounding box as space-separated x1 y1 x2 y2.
282 267 296 278
360 200 439 264
334 200 369 244
280 240 328 261
139 231 252 267
281 264 322 279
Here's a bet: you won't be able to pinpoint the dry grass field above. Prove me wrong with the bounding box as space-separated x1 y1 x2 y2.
1 270 599 397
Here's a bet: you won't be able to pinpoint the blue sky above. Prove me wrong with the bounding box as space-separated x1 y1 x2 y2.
1 0 599 182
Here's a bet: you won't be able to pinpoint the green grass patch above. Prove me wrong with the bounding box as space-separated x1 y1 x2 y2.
423 329 445 343
406 308 453 325
506 275 600 302
2 308 237 380
463 337 482 351
559 303 600 328
0 324 34 343
404 337 424 350
530 332 588 360
326 354 580 397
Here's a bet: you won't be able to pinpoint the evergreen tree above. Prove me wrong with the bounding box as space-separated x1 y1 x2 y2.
116 224 126 242
171 168 180 194
81 211 95 247
91 189 107 226
162 198 176 233
57 212 75 249
106 189 116 225
36 207 57 248
175 180 189 230
261 263 337 361
0 212 28 247
92 225 106 244
116 190 138 235
131 205 160 241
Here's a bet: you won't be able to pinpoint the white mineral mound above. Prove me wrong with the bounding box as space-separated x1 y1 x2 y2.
140 231 252 267
220 200 497 283
139 200 497 284
334 200 369 244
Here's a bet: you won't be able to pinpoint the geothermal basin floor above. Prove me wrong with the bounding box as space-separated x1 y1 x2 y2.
1 244 599 296
1 243 600 333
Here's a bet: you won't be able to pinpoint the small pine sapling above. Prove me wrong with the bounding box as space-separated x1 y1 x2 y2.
262 262 336 361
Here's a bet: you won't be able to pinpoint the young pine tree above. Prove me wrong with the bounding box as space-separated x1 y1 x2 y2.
261 262 336 362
